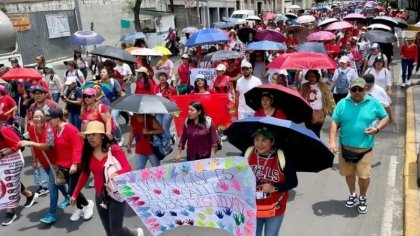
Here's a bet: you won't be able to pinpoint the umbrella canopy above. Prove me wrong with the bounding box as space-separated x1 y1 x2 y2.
130 48 162 56
367 23 392 31
297 42 327 54
325 21 353 31
297 15 316 24
318 18 338 27
120 32 146 41
1 68 42 80
287 5 301 9
111 94 180 114
237 27 257 43
225 116 334 172
361 30 397 43
212 21 236 29
285 13 298 19
244 84 312 123
68 30 105 46
416 21 420 27
246 40 287 51
182 27 199 34
267 51 336 70
246 16 262 21
393 17 408 29
202 50 243 62
371 16 398 28
284 25 310 43
82 81 112 97
255 29 286 43
125 47 139 53
262 12 277 21
274 14 288 22
90 45 136 63
152 46 172 56
343 13 366 21
307 31 336 41
185 29 229 47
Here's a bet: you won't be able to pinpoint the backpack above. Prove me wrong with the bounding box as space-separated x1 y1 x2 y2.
244 146 285 170
335 69 350 94
103 149 124 202
65 70 82 87
185 116 222 151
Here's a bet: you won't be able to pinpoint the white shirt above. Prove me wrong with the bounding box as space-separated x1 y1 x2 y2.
331 67 358 94
364 68 392 91
236 75 262 113
308 84 323 110
367 84 390 107
114 63 132 78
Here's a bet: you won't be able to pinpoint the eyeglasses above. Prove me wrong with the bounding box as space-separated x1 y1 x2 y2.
350 87 364 93
83 95 94 99
241 67 251 71
196 78 204 82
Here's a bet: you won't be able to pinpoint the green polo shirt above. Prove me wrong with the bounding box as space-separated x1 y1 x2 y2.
332 94 388 148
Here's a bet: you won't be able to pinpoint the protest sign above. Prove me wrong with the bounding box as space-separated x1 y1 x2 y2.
114 157 256 236
189 68 216 87
0 151 24 210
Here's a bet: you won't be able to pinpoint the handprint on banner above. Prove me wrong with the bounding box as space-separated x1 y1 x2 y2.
187 205 195 212
224 157 234 169
154 210 165 217
236 161 247 172
180 163 191 175
195 161 204 173
141 168 152 181
205 207 214 215
197 221 206 227
175 219 184 225
209 159 219 170
180 210 189 216
186 219 195 225
169 211 177 216
217 181 229 191
154 166 165 180
198 212 206 220
231 178 241 191
215 210 224 219
208 220 216 228
233 214 242 226
217 220 225 229
223 207 233 216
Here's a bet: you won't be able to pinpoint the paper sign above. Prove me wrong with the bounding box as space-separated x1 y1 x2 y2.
7 14 30 31
189 68 216 87
114 157 257 236
0 151 24 209
45 14 71 39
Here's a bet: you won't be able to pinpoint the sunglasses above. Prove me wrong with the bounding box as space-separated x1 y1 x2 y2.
350 87 364 93
196 78 205 82
241 67 251 71
83 95 94 99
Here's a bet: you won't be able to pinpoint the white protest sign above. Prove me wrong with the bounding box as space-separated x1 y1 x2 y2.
0 151 24 209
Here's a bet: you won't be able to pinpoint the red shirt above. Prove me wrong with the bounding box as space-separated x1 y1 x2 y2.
153 84 177 100
254 108 287 119
0 126 20 152
72 144 132 198
212 75 232 94
285 38 299 53
135 78 155 95
81 104 114 133
131 116 154 155
28 123 56 168
53 124 83 168
177 63 191 85
0 95 16 122
401 44 418 63
326 43 340 59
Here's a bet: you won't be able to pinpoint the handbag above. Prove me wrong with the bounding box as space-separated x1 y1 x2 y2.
311 109 326 124
103 150 125 202
341 147 372 163
151 134 173 161
256 192 285 218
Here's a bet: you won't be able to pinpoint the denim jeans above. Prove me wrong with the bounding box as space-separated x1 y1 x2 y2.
401 58 415 83
135 153 160 170
34 166 49 188
45 168 69 215
155 113 173 147
51 93 61 103
68 113 81 131
111 112 122 141
256 214 285 236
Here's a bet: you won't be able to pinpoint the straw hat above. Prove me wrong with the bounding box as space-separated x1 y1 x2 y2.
82 121 105 135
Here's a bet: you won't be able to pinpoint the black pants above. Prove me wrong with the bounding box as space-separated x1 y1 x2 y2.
62 168 88 209
305 121 323 138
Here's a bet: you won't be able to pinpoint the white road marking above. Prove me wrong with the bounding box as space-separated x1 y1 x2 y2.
380 155 398 236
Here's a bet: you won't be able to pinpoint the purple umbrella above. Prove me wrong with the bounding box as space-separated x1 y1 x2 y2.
255 29 286 43
68 30 105 46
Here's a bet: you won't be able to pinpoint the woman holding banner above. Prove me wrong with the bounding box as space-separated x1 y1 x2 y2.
244 127 298 236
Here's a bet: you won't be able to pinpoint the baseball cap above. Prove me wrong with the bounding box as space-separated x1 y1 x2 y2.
31 85 47 93
83 88 96 96
45 108 64 121
45 63 53 69
241 60 252 68
195 74 205 80
252 127 275 140
181 54 189 59
339 56 349 63
65 76 77 85
350 78 366 89
216 64 226 71
374 55 385 63
371 43 380 49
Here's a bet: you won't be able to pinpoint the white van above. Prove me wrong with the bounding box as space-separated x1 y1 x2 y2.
231 10 256 20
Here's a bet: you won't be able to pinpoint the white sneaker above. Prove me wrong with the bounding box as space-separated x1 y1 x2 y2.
137 228 144 236
406 80 411 86
70 208 84 222
401 83 406 88
117 137 125 147
82 200 94 220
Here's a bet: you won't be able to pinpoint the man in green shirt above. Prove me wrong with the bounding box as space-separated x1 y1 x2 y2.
329 78 389 214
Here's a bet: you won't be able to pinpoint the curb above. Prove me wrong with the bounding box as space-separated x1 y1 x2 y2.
404 86 420 236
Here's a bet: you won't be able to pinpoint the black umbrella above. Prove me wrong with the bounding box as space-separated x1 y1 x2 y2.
111 94 180 114
237 27 257 44
393 17 408 29
225 117 334 172
370 16 398 28
297 42 327 54
90 45 136 63
362 30 397 43
202 50 243 62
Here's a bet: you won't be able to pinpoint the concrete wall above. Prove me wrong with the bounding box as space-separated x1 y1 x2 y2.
5 0 74 13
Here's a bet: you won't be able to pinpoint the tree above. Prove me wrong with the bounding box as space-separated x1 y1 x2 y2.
133 0 142 32
0 3 7 13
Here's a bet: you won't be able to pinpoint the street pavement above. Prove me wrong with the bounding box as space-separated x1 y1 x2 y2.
0 57 409 236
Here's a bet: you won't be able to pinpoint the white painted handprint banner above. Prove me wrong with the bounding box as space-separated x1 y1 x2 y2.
0 151 24 209
114 157 257 236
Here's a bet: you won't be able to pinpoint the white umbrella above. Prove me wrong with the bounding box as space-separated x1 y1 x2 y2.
246 16 262 21
318 18 339 27
182 27 199 34
415 21 420 27
297 15 316 24
130 48 162 56
288 5 301 9
367 23 392 31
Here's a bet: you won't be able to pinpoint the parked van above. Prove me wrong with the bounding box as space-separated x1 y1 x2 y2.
231 10 256 20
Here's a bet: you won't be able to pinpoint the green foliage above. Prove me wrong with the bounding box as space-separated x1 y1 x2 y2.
0 4 7 13
123 0 135 14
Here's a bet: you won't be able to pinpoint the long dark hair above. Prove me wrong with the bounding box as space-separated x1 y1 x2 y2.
138 72 151 90
81 135 112 174
186 101 207 128
305 70 321 82
193 79 209 93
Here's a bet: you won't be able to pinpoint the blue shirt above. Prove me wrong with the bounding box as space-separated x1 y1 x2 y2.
65 87 82 114
332 95 388 148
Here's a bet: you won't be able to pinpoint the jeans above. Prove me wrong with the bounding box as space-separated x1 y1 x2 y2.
51 93 61 103
155 113 173 147
34 166 49 188
111 112 122 141
135 153 160 170
96 195 137 236
80 67 88 79
401 58 415 83
256 214 285 236
68 113 81 131
45 168 69 215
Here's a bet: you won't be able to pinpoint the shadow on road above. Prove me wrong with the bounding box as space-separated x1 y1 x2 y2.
312 199 359 218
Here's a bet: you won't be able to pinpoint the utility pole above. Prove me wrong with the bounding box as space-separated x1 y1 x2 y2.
169 0 174 13
197 0 201 28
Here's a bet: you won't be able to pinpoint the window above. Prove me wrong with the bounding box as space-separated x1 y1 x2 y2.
141 19 156 33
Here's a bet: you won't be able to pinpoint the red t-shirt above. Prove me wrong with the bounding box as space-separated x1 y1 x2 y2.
131 116 154 155
135 78 155 95
401 44 418 63
153 84 177 100
212 75 231 94
81 104 114 133
0 126 20 152
177 63 191 85
53 124 83 168
254 108 287 119
28 123 56 168
285 38 299 53
326 44 340 59
0 95 16 122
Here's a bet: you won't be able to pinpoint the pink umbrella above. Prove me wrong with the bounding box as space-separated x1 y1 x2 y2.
343 13 366 21
255 29 286 43
325 21 353 31
263 12 277 20
307 31 336 41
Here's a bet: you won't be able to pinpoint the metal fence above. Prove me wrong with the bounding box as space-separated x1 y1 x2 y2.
15 10 78 65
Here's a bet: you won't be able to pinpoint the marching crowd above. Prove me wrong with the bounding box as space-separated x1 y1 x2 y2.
0 2 419 236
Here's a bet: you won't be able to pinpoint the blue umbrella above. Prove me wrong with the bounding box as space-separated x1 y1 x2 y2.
225 116 334 172
246 40 286 51
185 29 229 47
120 32 146 41
68 30 105 46
297 42 327 54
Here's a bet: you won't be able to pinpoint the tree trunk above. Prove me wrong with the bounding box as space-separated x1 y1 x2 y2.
133 0 142 32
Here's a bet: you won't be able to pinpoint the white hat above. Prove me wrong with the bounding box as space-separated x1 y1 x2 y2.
65 76 77 85
339 56 349 63
195 74 205 80
241 60 252 68
371 43 380 49
135 67 148 73
216 64 226 71
181 54 189 59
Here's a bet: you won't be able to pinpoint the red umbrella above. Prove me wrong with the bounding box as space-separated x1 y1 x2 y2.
343 13 366 21
245 84 312 123
267 51 337 70
263 12 277 20
325 21 353 31
255 29 286 43
307 31 336 41
1 68 42 80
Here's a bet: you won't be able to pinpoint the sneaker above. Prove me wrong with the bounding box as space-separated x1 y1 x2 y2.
24 192 39 208
358 196 368 214
88 180 95 188
406 80 411 86
220 135 228 141
1 212 17 226
401 83 406 88
40 213 57 224
36 187 49 196
117 137 125 147
345 193 357 208
58 197 70 209
137 228 144 236
82 200 94 220
70 208 84 222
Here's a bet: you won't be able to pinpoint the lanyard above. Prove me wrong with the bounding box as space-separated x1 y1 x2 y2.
255 149 275 180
